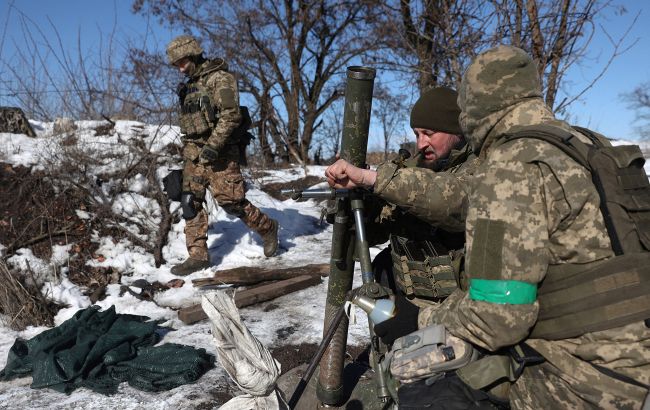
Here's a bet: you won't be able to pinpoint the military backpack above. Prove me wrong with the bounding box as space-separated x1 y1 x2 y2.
500 124 650 339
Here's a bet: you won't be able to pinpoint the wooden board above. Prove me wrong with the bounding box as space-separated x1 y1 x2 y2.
192 263 328 287
178 274 323 324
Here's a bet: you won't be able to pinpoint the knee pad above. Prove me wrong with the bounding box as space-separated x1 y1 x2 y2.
181 192 199 219
220 202 246 218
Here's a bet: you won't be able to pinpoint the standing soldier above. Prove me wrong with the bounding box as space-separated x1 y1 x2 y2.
166 35 279 276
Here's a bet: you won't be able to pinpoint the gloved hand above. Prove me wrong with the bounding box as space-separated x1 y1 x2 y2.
176 82 188 105
199 145 219 164
373 294 420 345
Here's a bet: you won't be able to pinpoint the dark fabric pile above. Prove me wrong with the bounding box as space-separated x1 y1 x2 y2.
0 305 215 394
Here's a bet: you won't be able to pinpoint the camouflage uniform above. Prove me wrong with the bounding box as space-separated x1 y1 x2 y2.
167 36 277 268
374 46 650 408
367 87 477 312
368 146 476 308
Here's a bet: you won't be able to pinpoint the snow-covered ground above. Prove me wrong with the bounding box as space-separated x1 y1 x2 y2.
0 121 648 409
0 121 380 409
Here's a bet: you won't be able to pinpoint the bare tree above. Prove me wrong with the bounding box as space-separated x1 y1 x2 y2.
373 0 638 114
133 0 383 164
373 84 407 160
313 99 344 161
0 4 175 123
623 81 650 140
372 0 490 91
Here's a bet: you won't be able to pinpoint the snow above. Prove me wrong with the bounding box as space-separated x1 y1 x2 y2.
0 122 379 409
0 122 647 408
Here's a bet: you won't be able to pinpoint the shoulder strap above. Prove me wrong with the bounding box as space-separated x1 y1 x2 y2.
498 124 626 255
499 124 591 169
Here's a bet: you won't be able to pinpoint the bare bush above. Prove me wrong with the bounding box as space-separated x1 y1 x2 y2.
0 260 63 330
0 5 176 125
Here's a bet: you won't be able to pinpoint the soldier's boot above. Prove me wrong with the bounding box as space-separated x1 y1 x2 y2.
171 258 212 276
238 201 279 257
173 208 210 276
261 219 279 257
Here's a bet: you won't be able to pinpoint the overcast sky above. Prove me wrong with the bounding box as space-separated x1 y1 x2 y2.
1 0 648 144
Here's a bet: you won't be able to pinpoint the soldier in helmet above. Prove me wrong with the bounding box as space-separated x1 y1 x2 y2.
166 35 279 276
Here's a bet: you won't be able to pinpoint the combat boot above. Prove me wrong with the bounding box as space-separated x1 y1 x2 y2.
262 219 279 257
170 258 211 276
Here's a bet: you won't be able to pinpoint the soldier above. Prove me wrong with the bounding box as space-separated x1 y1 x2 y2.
166 35 279 276
361 87 477 345
328 46 650 408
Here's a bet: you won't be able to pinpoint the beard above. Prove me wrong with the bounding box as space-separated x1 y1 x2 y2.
417 147 447 171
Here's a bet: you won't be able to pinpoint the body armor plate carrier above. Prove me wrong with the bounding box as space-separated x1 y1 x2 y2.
390 235 463 300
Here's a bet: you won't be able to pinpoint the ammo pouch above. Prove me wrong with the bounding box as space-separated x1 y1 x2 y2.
162 169 183 202
390 235 460 299
179 87 218 137
386 324 479 384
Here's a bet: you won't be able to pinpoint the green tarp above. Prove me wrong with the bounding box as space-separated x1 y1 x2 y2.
0 305 215 394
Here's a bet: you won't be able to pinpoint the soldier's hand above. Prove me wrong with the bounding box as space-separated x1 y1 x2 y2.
176 82 188 104
199 145 219 164
325 159 377 189
373 295 420 345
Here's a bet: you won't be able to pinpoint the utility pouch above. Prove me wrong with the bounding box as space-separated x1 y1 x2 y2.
162 169 183 202
387 324 479 383
179 110 211 136
235 106 254 166
391 236 458 299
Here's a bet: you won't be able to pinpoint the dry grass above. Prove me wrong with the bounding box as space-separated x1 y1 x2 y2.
0 260 64 330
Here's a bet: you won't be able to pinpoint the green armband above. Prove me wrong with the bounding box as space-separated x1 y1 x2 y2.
469 278 537 305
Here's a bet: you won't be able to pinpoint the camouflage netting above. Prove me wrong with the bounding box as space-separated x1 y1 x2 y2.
0 107 36 137
0 305 215 394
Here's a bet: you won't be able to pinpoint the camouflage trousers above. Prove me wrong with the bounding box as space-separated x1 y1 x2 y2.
182 146 274 261
510 322 650 409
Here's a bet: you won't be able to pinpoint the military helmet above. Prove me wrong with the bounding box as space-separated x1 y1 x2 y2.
166 35 204 65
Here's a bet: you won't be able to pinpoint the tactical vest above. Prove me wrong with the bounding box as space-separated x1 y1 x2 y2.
500 124 650 340
179 79 218 138
390 146 472 300
391 235 464 299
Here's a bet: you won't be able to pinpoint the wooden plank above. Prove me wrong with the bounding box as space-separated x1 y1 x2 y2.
192 263 329 287
177 304 206 325
234 274 322 308
178 274 323 324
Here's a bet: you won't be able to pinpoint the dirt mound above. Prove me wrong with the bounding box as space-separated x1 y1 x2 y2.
0 107 36 137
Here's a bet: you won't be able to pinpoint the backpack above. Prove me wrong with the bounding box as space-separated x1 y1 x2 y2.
503 124 650 255
501 124 650 339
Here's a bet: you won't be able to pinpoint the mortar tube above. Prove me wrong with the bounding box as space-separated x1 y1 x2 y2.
317 65 375 406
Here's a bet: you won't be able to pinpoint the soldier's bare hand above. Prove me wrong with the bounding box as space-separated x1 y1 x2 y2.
325 159 377 189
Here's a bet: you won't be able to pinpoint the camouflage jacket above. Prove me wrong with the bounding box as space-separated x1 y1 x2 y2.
181 59 242 162
366 144 477 246
375 99 650 407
